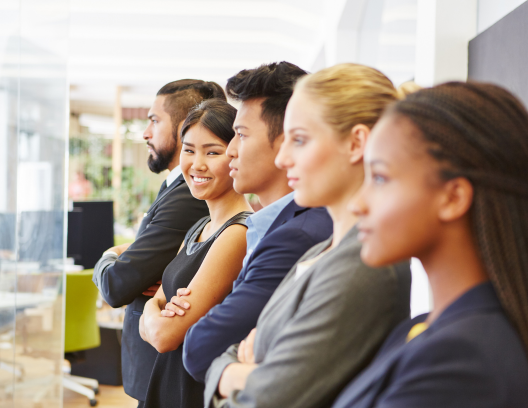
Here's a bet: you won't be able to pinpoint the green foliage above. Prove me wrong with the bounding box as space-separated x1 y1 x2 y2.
69 129 155 228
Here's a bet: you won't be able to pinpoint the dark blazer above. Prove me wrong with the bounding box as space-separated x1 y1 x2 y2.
182 201 333 382
93 174 209 401
204 226 412 408
332 282 528 408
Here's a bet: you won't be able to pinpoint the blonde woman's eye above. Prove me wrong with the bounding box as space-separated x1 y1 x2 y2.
293 137 306 146
372 174 388 185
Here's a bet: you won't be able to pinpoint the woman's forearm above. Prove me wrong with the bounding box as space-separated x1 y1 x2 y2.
139 314 149 342
142 298 168 349
142 297 187 353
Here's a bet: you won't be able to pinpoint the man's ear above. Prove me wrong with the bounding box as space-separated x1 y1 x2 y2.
347 124 370 165
438 177 474 222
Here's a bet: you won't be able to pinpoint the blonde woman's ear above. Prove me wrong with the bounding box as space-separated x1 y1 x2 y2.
349 124 371 165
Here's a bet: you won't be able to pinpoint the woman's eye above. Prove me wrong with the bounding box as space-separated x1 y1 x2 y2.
238 133 246 139
207 151 220 156
184 149 194 154
293 137 306 146
372 174 388 185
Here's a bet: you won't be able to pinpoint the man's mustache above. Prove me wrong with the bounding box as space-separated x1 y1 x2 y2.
147 142 157 155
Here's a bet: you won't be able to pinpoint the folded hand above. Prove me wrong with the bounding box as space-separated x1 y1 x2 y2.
161 288 191 317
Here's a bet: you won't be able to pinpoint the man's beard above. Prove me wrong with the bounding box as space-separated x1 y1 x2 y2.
147 141 177 174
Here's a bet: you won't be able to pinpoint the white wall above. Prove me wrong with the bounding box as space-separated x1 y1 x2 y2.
415 0 477 86
477 0 527 33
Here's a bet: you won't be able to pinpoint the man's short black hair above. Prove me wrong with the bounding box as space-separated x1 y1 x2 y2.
157 79 226 101
155 79 227 142
226 62 308 143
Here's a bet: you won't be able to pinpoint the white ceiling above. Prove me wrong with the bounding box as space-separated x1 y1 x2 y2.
69 0 327 110
66 0 417 112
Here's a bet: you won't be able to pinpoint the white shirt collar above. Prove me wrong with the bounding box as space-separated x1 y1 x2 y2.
166 165 182 187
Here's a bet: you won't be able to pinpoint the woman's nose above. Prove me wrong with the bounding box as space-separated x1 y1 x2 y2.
192 155 207 171
275 139 293 170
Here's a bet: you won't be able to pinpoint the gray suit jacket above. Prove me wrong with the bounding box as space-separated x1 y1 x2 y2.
204 226 411 408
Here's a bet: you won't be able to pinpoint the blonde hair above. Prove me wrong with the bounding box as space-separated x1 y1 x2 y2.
397 81 422 99
295 63 397 137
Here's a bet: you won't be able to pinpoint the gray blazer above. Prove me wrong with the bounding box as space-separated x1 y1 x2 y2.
204 226 412 408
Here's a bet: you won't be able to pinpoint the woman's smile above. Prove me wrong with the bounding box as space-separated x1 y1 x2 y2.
191 175 213 185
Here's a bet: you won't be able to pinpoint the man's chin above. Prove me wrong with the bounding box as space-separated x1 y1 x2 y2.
147 157 166 174
232 180 251 196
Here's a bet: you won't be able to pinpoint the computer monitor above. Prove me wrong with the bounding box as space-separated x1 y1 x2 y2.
71 201 114 269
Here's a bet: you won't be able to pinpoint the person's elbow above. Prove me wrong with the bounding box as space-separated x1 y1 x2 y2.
145 320 179 354
98 287 128 309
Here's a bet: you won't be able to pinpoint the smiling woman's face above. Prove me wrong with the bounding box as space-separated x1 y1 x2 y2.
350 114 447 267
180 124 233 201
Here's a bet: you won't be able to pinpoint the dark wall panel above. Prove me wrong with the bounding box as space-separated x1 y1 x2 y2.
468 1 528 107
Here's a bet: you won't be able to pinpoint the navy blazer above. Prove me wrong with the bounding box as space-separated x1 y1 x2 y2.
332 282 528 408
93 175 209 401
182 201 333 382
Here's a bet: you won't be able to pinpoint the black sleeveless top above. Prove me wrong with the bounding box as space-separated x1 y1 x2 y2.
143 211 252 408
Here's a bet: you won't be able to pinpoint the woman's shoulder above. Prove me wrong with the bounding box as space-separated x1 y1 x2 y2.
212 211 253 239
398 308 528 389
314 230 410 286
184 215 211 244
204 211 253 250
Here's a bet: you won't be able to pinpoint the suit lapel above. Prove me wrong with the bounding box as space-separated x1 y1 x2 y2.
265 200 308 237
147 174 186 214
237 201 309 282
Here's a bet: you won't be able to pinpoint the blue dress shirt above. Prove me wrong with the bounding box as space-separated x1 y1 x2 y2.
242 192 294 268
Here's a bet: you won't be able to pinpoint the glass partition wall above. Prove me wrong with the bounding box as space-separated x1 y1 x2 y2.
0 0 69 406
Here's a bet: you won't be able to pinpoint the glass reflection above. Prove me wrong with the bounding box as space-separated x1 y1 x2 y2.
0 0 69 406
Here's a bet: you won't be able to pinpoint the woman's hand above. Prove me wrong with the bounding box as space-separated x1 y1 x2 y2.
161 288 192 317
238 328 257 364
218 329 258 398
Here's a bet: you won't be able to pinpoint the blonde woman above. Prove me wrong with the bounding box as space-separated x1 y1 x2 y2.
203 64 412 408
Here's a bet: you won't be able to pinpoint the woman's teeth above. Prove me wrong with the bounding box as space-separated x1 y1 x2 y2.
194 177 211 183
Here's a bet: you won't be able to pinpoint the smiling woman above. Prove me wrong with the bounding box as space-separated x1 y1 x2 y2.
139 99 253 408
180 100 240 203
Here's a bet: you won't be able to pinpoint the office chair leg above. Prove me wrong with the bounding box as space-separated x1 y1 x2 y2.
63 376 97 406
68 374 99 391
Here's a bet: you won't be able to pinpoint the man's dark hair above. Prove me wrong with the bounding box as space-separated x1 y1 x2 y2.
225 62 308 144
156 79 227 141
181 99 237 145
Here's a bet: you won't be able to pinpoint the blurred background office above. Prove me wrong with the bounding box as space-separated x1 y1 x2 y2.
1 0 527 406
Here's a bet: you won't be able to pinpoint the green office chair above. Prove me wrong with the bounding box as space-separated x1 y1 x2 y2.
64 270 101 406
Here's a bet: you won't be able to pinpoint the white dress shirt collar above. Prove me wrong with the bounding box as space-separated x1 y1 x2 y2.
166 165 182 187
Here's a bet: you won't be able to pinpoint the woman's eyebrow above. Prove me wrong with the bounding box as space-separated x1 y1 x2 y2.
202 143 224 148
368 159 389 167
